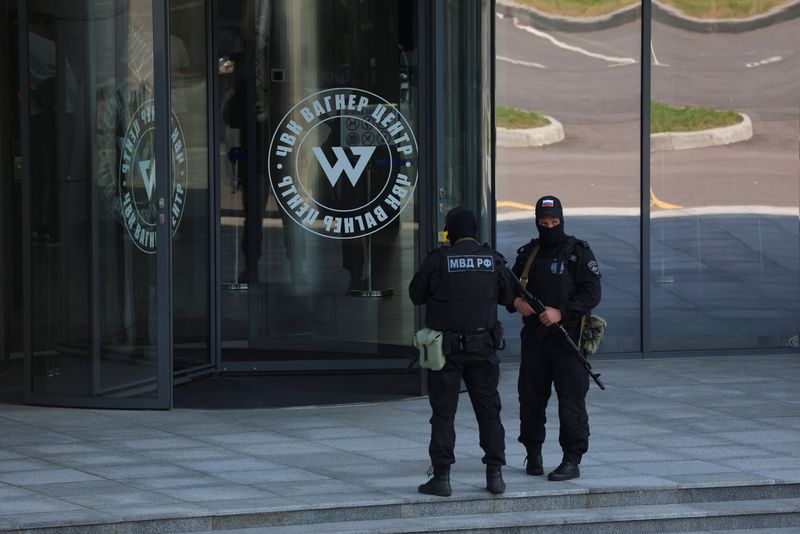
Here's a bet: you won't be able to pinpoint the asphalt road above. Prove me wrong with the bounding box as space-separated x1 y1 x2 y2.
495 14 800 211
496 14 800 123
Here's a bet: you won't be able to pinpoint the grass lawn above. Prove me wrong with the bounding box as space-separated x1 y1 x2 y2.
513 0 790 18
512 0 637 17
651 101 742 133
496 106 550 129
659 0 789 19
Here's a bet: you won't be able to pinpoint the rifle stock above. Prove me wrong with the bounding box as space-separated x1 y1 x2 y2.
505 267 605 390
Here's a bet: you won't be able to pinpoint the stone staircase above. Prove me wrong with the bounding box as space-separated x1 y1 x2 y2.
200 482 800 533
13 481 796 534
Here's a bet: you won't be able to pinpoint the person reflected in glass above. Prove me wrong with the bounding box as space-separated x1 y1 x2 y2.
28 11 76 244
509 195 601 481
219 26 305 287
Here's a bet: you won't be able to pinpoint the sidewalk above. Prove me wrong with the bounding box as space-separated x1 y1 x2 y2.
0 354 799 531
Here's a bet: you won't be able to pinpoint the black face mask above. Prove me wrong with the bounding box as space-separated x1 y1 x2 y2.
538 222 565 248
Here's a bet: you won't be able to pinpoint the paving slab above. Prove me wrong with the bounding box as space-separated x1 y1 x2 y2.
0 354 797 531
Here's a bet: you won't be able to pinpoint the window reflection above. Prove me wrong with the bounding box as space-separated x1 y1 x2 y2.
219 0 420 368
495 7 642 355
1 0 22 401
440 0 493 238
28 0 162 398
169 0 211 372
650 7 800 351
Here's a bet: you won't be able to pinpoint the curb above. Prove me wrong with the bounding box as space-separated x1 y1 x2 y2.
497 113 751 151
496 116 564 148
653 0 800 33
496 0 800 33
496 0 640 32
651 113 752 151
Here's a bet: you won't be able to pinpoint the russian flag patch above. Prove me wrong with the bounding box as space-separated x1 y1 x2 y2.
542 199 554 208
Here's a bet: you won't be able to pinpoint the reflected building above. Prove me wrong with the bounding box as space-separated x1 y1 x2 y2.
0 0 798 409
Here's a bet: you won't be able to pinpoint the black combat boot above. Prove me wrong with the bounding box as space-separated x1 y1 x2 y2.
524 447 543 476
418 465 451 496
547 460 580 481
486 464 505 494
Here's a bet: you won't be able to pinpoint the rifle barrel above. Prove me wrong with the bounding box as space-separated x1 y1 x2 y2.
506 267 606 390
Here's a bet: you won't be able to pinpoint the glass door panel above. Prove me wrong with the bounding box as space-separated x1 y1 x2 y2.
169 0 212 375
1 0 22 402
218 0 420 369
24 0 171 407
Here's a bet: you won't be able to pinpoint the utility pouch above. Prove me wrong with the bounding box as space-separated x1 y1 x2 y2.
580 314 608 356
463 330 495 358
491 321 505 350
442 332 459 355
412 328 446 371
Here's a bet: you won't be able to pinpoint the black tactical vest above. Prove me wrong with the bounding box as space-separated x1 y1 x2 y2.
527 239 576 309
425 241 499 333
522 237 581 338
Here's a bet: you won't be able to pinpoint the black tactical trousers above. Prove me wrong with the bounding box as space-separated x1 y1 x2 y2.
518 325 590 464
427 351 506 466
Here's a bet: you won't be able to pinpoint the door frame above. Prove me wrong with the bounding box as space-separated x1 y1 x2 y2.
21 0 173 409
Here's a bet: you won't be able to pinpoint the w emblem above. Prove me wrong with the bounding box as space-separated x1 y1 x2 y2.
312 146 376 187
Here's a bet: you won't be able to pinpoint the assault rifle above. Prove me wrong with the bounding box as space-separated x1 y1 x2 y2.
506 267 606 390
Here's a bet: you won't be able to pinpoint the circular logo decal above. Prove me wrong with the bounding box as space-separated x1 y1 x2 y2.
118 99 188 253
268 87 418 239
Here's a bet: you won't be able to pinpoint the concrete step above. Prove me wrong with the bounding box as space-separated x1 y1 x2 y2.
6 482 800 533
206 498 800 533
667 528 800 534
198 483 800 532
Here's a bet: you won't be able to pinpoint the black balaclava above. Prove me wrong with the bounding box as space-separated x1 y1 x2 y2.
535 195 565 248
445 206 478 243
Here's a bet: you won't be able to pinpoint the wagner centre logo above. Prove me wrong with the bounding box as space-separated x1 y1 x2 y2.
118 100 188 253
269 88 418 239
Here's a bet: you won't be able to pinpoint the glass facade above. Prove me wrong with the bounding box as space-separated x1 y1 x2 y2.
3 0 496 407
1 0 22 402
216 0 422 370
437 0 494 240
22 0 173 403
169 0 212 373
496 1 799 357
496 5 642 355
649 9 800 352
0 0 797 408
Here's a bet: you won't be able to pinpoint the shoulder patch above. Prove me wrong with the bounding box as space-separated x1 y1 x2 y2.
587 259 600 275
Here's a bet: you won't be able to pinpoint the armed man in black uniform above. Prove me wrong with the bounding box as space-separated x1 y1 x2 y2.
510 196 601 481
409 207 516 497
